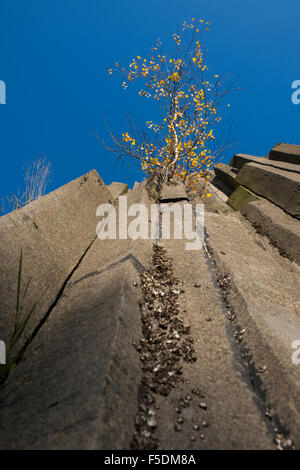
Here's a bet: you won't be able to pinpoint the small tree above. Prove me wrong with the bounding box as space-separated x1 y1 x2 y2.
105 18 232 195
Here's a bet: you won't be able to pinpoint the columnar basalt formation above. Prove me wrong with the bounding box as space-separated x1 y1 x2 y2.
0 143 299 450
213 143 300 264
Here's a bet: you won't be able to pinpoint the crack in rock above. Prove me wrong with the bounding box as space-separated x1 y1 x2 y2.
203 237 295 450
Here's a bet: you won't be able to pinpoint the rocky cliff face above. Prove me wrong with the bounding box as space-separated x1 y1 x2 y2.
0 144 299 450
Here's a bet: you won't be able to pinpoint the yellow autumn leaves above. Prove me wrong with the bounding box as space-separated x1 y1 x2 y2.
107 18 227 195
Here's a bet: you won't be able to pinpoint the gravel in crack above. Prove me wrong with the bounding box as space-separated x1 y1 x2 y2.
131 244 196 450
207 244 295 450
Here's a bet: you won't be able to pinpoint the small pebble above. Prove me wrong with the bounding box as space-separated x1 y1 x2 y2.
147 416 157 428
265 410 272 419
174 424 182 432
202 421 209 428
200 433 205 440
199 402 207 410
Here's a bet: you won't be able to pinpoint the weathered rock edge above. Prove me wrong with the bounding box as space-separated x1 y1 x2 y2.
0 171 155 449
203 213 300 449
241 198 300 265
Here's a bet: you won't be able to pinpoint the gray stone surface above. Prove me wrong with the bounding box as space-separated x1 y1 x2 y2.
0 170 114 344
107 182 128 200
214 164 239 190
241 198 300 264
210 177 233 197
231 153 300 174
202 181 232 214
70 180 154 287
230 153 265 169
204 210 300 448
227 185 258 211
160 181 188 202
0 175 156 450
236 162 300 218
1 171 300 450
0 261 143 449
268 143 300 165
156 236 274 449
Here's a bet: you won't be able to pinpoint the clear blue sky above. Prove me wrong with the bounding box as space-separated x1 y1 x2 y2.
0 0 299 197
